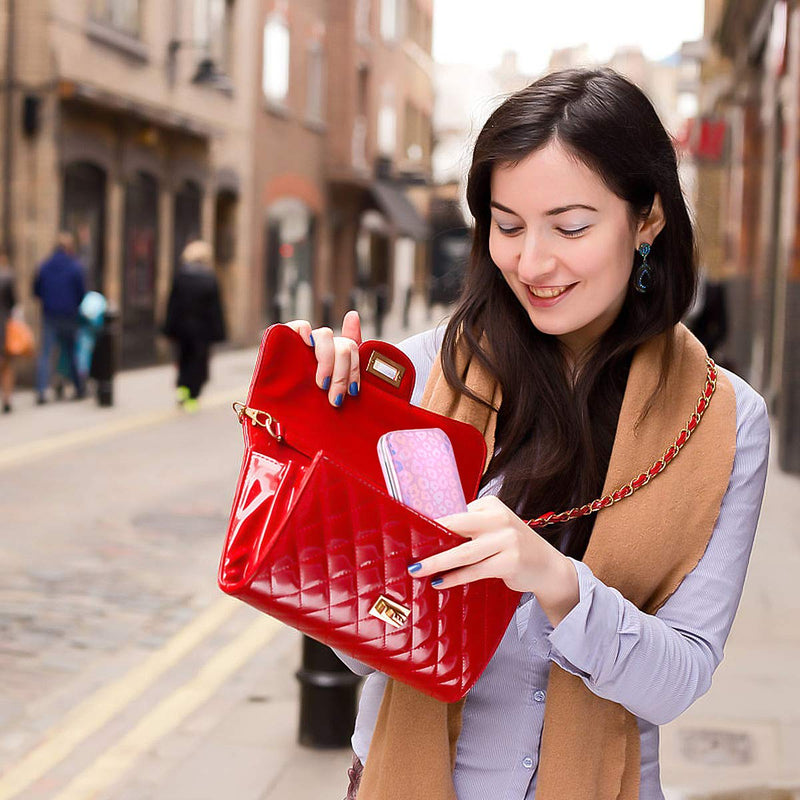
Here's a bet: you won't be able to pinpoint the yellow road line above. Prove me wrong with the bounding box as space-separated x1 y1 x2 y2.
0 596 239 800
52 615 282 800
0 385 249 470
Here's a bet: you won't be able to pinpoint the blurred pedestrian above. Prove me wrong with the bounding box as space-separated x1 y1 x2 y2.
0 248 18 413
53 290 108 400
686 273 730 369
163 240 226 412
33 232 86 404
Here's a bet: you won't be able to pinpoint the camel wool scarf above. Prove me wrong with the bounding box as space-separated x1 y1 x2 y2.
357 323 736 800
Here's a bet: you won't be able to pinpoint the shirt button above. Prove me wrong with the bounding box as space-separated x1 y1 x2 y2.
522 756 534 769
533 690 546 702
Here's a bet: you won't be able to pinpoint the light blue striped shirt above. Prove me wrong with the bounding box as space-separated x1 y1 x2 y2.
337 328 770 800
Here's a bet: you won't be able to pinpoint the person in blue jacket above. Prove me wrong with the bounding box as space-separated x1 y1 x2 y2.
33 232 86 403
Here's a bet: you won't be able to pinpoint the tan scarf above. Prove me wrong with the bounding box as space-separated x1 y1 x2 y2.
358 323 736 800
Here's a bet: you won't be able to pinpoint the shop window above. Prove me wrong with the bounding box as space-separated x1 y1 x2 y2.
62 161 107 293
174 180 203 271
262 16 290 106
122 171 159 366
91 0 141 37
215 190 237 266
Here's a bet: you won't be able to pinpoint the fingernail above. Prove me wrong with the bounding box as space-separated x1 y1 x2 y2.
348 381 359 396
309 334 315 347
322 376 331 391
334 393 343 407
408 562 421 574
431 577 444 587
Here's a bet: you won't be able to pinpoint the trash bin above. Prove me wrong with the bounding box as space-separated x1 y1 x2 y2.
89 308 118 407
296 636 360 748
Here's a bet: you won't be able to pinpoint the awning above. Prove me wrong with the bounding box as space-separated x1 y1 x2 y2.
369 181 429 241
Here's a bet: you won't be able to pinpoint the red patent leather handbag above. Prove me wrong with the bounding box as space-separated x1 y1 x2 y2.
218 324 521 702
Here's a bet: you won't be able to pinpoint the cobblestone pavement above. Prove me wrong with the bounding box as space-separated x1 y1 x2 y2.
0 303 798 800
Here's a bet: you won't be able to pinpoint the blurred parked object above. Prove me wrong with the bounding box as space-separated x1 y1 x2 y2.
686 275 729 368
89 305 119 407
296 637 360 749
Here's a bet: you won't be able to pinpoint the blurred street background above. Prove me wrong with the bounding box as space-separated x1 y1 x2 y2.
1 0 800 798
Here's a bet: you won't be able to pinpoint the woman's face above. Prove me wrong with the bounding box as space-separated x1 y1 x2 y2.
489 141 644 356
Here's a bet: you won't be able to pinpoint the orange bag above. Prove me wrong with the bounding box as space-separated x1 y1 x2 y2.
5 317 35 357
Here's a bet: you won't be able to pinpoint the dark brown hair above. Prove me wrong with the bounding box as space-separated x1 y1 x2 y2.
441 68 697 560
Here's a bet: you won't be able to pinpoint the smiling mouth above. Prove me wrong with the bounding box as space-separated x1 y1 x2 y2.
527 284 575 299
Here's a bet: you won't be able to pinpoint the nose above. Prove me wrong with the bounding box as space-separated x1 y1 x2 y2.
516 232 556 283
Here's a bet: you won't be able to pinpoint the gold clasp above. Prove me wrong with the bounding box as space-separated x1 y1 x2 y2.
232 402 283 441
369 595 410 629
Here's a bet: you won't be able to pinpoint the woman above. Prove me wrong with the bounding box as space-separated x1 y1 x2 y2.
0 249 17 414
290 69 769 800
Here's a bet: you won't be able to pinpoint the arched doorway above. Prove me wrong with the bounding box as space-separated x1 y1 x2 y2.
122 171 159 366
174 179 203 271
61 161 106 292
264 198 315 324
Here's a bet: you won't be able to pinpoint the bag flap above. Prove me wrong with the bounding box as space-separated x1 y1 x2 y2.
243 324 487 501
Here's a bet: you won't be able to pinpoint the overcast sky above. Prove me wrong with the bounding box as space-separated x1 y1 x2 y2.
432 1 706 73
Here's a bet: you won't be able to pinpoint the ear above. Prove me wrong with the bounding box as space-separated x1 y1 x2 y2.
637 193 666 247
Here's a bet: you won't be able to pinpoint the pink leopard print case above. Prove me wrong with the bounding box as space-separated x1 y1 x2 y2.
377 428 469 519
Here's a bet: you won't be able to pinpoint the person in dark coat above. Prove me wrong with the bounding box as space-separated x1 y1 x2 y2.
33 232 86 403
163 240 226 411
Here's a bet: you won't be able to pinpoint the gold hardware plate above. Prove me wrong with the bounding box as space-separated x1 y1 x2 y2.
366 352 405 388
369 595 410 628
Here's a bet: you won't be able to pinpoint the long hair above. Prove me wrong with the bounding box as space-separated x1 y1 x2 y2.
441 68 697 560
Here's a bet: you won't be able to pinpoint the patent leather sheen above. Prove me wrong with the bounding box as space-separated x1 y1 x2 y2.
218 324 521 702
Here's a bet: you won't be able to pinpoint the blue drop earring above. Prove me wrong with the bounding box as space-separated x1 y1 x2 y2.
634 243 652 293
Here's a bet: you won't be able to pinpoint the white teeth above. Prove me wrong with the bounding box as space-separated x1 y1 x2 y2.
529 285 570 299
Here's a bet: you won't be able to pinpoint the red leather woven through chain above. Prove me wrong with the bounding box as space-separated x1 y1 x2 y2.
525 357 718 530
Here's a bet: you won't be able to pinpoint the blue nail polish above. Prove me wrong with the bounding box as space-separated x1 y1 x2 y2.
408 562 421 574
431 577 444 587
322 376 331 391
309 334 315 347
349 381 359 396
334 393 343 407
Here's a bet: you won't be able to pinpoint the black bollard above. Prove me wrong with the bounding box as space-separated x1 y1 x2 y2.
89 308 118 407
296 635 360 748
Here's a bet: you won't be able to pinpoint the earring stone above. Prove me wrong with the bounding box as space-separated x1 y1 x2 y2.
634 243 652 293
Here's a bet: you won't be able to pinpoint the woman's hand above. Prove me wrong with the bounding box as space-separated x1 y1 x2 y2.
410 495 581 627
285 311 363 407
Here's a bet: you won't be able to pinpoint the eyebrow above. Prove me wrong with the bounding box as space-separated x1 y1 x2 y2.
490 201 599 216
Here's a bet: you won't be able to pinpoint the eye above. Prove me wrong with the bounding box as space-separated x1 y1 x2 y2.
494 220 522 235
557 226 589 238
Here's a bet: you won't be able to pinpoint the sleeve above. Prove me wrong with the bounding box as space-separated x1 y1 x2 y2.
332 327 444 677
545 380 770 725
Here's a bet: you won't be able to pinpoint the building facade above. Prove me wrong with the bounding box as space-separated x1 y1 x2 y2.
0 0 436 369
695 0 800 472
0 0 260 366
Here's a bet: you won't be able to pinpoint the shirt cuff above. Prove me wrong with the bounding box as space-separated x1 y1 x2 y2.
547 558 628 681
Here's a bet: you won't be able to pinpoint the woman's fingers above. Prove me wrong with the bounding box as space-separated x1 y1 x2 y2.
427 553 513 591
286 313 361 407
284 319 314 346
409 532 505 578
327 335 360 405
341 310 363 345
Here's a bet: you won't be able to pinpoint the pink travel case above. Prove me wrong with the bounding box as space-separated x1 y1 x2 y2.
377 428 469 519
